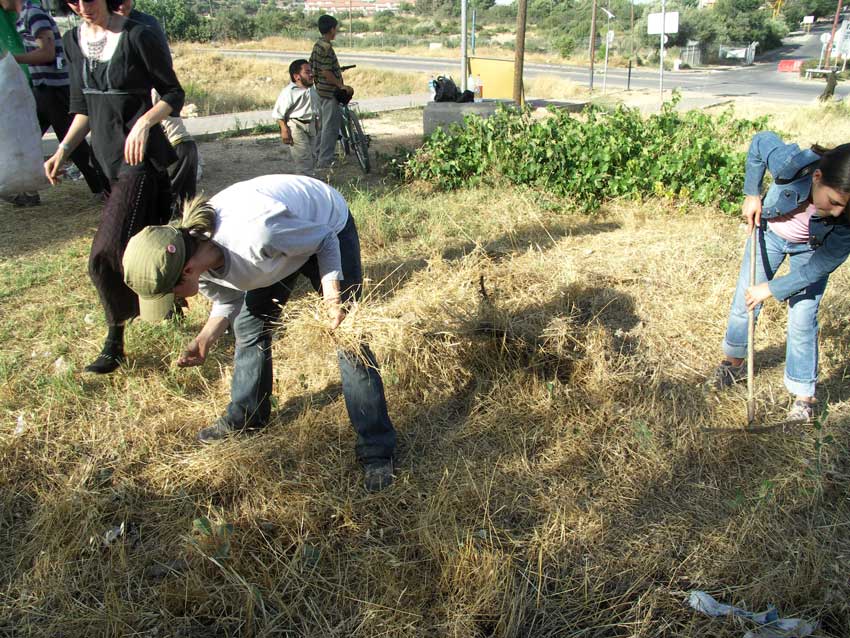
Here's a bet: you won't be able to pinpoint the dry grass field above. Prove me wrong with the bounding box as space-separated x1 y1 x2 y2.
220 35 575 66
1 103 849 637
218 35 645 70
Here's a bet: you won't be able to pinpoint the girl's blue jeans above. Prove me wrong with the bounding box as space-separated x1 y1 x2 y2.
223 214 396 463
723 226 829 397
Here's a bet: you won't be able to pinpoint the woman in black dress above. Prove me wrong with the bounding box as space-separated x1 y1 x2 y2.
44 0 184 373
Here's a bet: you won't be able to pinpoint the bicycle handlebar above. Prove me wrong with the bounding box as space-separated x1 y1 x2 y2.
340 64 357 71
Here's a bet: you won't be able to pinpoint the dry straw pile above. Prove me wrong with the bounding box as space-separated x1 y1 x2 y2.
1 116 849 637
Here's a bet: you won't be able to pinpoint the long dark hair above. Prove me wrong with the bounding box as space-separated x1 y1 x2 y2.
812 143 850 192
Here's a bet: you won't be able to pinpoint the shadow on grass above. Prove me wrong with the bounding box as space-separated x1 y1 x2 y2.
364 219 622 307
395 282 639 468
0 184 100 260
6 266 850 636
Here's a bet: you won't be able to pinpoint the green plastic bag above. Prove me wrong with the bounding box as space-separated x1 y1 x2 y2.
0 8 29 82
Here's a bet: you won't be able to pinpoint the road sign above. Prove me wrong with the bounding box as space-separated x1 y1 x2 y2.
606 30 615 44
803 15 815 24
647 11 679 35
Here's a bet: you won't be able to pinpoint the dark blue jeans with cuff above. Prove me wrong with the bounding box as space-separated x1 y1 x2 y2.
222 214 396 463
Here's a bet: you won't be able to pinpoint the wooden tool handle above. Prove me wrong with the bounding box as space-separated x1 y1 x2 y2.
747 225 757 425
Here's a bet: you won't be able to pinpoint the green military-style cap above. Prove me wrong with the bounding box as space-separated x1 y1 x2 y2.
123 226 186 322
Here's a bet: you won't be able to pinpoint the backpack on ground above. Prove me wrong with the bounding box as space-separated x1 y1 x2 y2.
434 76 459 102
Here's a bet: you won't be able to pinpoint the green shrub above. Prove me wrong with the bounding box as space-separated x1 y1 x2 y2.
405 95 767 214
552 35 577 58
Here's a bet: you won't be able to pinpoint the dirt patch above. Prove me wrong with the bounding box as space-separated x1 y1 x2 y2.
198 108 423 194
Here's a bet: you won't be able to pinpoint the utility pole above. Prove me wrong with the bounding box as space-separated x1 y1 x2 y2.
601 6 614 94
660 0 666 99
589 0 597 90
348 0 353 48
626 0 635 91
471 9 476 55
824 0 844 66
514 0 528 103
461 0 468 92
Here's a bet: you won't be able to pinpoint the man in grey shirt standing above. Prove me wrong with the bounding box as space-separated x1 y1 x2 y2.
273 59 320 177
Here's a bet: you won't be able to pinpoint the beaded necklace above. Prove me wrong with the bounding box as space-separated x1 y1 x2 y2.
84 14 112 71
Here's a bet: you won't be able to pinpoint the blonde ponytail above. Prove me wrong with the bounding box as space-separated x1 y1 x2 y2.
173 195 216 239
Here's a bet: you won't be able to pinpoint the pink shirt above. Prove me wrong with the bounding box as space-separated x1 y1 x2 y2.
768 203 814 244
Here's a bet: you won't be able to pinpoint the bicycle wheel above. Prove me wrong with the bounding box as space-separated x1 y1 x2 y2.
348 110 371 174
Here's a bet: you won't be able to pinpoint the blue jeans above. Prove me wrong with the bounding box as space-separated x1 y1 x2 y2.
723 226 829 397
223 214 396 463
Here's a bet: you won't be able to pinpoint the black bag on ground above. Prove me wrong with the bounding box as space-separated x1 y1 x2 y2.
434 76 459 102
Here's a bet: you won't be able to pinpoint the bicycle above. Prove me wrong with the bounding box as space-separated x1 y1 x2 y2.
336 65 371 173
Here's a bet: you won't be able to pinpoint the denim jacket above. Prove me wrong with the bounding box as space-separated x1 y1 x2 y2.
743 131 850 301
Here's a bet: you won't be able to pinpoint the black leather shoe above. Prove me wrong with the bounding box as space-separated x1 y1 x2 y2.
84 350 125 374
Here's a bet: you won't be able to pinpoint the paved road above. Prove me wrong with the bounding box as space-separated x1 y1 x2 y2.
212 26 846 104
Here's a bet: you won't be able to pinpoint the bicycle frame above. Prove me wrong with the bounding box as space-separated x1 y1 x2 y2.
337 101 370 174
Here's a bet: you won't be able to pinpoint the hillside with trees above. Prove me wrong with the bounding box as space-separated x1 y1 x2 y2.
134 0 819 61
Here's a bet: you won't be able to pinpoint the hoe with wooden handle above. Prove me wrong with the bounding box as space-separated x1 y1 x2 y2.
747 224 757 426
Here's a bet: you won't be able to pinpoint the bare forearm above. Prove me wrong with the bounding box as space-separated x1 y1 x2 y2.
322 278 345 330
14 34 55 66
61 114 91 152
140 99 175 129
200 315 230 347
178 315 230 367
198 315 230 349
14 48 53 65
124 100 174 165
278 120 292 144
45 114 91 185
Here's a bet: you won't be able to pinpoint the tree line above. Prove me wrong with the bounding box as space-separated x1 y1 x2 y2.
135 0 840 55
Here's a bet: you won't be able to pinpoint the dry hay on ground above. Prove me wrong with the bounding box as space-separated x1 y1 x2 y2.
0 127 849 637
706 98 850 149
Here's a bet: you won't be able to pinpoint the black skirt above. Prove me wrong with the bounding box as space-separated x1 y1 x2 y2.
88 165 171 325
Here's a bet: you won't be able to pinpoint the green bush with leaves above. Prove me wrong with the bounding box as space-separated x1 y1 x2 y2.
405 97 767 214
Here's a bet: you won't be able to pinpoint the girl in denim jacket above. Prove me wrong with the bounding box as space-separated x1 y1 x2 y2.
710 132 850 423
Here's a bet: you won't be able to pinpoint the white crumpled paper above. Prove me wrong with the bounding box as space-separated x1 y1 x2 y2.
688 591 816 638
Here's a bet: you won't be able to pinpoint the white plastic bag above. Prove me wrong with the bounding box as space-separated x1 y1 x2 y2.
0 51 47 195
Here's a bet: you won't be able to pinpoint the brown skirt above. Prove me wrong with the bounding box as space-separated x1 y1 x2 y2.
88 167 171 325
